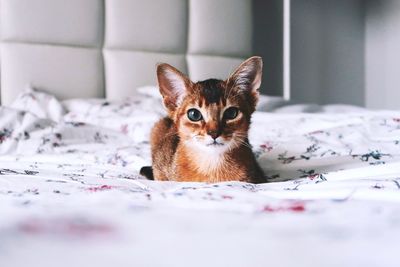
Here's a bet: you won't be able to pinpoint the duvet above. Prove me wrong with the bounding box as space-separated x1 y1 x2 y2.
1 89 400 267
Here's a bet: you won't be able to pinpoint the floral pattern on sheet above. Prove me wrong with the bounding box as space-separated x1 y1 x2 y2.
251 113 400 181
1 90 400 265
4 89 400 182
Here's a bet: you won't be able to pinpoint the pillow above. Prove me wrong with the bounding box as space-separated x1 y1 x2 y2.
62 89 166 143
136 85 162 99
10 86 65 122
256 95 292 111
273 104 368 113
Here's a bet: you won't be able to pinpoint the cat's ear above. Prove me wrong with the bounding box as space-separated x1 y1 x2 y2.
227 56 263 108
157 63 192 110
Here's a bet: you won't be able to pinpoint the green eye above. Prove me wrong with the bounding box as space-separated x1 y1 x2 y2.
223 107 239 120
187 108 203 122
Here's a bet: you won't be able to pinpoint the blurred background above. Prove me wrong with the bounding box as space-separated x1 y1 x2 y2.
256 0 400 109
1 0 399 110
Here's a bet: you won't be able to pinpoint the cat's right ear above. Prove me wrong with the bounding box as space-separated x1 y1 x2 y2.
157 63 191 111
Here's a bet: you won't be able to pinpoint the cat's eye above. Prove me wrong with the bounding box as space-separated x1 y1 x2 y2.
187 108 203 122
223 107 239 120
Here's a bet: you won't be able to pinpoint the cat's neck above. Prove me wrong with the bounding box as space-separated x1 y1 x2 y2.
175 141 251 182
181 144 228 171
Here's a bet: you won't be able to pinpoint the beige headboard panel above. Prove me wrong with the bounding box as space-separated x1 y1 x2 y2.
0 0 252 104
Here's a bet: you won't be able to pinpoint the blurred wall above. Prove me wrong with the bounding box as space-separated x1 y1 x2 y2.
365 0 400 109
290 0 365 105
253 0 367 105
252 0 283 96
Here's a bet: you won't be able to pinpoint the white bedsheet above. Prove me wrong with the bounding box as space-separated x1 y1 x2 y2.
1 89 400 267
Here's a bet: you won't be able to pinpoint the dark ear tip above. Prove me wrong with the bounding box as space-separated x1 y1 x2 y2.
157 63 178 75
156 63 167 73
249 56 262 60
247 56 263 67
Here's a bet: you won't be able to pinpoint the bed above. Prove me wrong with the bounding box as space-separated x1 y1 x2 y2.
1 1 400 267
1 88 400 267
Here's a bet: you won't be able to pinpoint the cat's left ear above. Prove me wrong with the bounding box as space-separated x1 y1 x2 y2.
157 63 192 111
227 56 263 109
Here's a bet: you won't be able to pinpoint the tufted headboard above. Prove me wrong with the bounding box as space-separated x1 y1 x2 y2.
0 0 253 105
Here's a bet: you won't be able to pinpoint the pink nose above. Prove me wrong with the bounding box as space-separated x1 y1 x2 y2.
207 130 220 140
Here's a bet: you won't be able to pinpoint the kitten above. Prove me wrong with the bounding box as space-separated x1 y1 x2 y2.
140 56 266 184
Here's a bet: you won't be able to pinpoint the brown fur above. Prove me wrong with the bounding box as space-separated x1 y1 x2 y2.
145 56 266 184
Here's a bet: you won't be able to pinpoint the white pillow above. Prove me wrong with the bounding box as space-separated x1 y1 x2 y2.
136 85 162 99
273 104 368 113
10 86 65 122
62 92 166 143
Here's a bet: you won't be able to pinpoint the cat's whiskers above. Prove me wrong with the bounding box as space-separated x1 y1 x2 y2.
192 134 202 140
232 133 253 150
237 140 253 150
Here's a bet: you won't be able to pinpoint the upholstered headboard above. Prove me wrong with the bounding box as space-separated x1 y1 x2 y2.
0 0 252 105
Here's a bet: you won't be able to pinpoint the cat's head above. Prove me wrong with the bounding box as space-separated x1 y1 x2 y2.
156 56 263 153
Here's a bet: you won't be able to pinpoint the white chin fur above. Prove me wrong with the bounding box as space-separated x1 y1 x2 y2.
189 136 231 155
186 137 231 172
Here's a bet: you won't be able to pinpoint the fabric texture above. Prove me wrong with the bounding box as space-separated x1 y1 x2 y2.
1 90 400 266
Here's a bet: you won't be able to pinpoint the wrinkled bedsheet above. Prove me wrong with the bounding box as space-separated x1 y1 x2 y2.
1 89 400 267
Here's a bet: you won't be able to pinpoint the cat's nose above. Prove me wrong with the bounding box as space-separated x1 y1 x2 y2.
207 130 220 140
